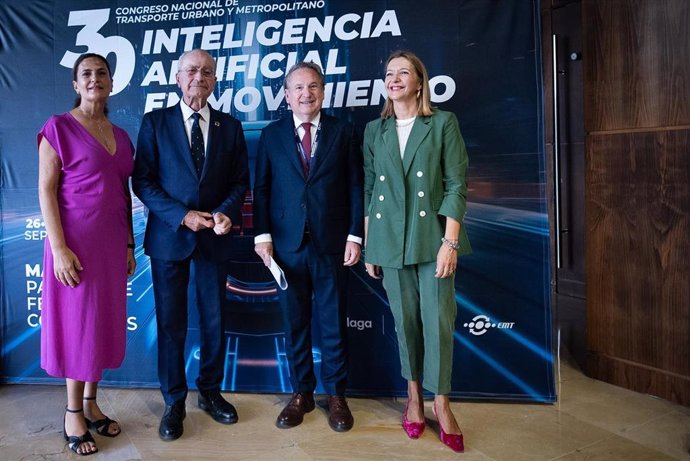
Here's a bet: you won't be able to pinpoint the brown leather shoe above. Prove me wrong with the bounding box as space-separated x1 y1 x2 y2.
327 395 354 432
275 393 315 428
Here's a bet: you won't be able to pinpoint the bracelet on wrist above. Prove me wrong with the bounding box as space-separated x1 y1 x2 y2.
441 237 459 251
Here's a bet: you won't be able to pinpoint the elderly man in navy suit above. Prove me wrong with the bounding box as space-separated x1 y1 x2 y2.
133 49 249 441
253 61 364 432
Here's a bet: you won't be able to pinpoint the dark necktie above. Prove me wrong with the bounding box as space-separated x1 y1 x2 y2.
300 122 312 176
191 113 204 176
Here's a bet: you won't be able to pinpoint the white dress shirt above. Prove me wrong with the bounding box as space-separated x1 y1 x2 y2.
293 112 321 159
180 100 210 154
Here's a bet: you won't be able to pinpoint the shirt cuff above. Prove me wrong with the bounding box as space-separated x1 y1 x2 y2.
347 234 362 245
254 233 273 244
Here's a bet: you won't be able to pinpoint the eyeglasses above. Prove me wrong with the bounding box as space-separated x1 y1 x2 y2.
181 66 215 78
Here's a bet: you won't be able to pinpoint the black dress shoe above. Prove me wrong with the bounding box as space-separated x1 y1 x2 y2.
327 395 353 432
276 392 315 428
198 390 238 424
159 401 185 441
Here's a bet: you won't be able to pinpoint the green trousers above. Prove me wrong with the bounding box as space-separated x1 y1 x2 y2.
382 261 457 395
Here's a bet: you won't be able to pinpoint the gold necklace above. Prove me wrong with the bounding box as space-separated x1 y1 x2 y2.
78 109 112 152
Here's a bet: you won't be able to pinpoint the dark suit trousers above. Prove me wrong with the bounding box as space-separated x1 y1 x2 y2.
275 236 349 396
150 251 226 405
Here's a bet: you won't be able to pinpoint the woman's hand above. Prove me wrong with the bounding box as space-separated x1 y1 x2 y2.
435 244 458 279
437 217 461 279
127 248 137 277
365 262 382 279
52 246 83 287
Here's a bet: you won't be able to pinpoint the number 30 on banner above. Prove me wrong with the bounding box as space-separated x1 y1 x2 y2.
60 9 135 95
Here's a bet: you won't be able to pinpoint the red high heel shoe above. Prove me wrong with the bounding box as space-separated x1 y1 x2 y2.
402 401 425 439
432 402 464 453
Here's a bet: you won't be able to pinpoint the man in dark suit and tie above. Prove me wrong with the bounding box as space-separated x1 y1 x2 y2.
133 49 249 441
253 61 363 432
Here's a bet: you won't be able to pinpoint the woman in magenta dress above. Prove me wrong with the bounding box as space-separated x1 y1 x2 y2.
37 53 136 456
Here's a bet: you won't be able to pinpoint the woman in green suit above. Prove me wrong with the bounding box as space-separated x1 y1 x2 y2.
363 51 471 453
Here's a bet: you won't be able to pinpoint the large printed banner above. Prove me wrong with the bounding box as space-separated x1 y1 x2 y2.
0 0 554 401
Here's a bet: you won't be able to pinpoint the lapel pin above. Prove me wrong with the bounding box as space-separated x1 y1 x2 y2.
214 121 220 126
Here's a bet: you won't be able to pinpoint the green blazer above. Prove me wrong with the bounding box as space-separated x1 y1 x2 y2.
363 109 471 269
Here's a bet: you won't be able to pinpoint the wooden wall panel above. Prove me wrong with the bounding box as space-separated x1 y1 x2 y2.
586 129 689 404
583 0 690 132
584 0 690 406
587 354 690 405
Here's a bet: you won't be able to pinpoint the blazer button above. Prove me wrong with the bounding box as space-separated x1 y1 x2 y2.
378 195 385 201
419 211 426 217
417 191 425 197
416 171 423 177
375 213 382 219
379 175 386 181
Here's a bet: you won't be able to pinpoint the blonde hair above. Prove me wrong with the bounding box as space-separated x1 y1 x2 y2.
381 50 434 119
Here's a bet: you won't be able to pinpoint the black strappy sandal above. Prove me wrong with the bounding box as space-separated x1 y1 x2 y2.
63 407 98 456
83 396 121 437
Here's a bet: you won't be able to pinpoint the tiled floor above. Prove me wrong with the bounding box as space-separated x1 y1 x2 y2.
2 357 689 460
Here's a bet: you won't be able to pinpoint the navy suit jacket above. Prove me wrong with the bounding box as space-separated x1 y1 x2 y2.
253 112 363 254
132 104 249 262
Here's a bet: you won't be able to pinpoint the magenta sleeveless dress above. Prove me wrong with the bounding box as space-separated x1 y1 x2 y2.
38 113 134 382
